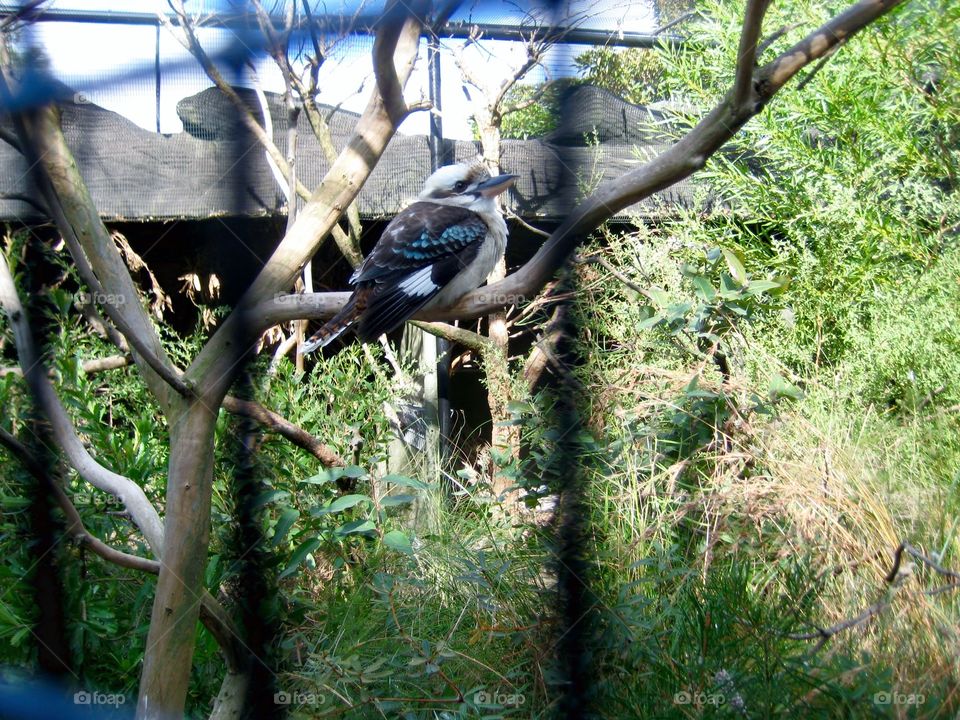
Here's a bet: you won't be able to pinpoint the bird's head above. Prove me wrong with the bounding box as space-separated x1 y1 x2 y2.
417 162 517 212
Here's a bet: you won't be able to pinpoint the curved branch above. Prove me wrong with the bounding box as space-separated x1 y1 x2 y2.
440 0 907 319
375 0 427 126
0 424 247 673
0 250 166 554
246 0 907 334
186 1 428 398
0 95 188 407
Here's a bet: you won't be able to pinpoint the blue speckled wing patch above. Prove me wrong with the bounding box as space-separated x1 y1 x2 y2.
351 202 488 283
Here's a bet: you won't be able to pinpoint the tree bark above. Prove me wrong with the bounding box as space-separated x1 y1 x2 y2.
135 4 428 716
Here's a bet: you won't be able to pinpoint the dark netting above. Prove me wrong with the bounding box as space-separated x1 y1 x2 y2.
1 83 699 223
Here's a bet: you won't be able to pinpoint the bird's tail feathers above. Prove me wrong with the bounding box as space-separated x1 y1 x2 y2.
301 297 362 354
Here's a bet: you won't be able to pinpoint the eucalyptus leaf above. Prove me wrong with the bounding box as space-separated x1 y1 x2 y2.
383 529 414 555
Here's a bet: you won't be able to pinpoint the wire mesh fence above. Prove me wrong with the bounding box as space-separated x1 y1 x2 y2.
0 1 684 718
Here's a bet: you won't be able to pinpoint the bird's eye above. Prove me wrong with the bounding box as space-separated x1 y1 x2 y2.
453 180 468 192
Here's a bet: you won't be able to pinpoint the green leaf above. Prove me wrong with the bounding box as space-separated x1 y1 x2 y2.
312 494 371 515
335 519 376 536
380 494 417 507
298 472 335 485
721 248 748 285
507 400 535 415
383 529 414 555
769 373 804 401
743 279 782 296
643 287 671 307
691 275 716 302
279 537 321 579
271 506 300 547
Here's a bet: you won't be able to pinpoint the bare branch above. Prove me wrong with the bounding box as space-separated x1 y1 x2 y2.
255 0 908 335
186 0 427 398
790 540 960 652
375 0 427 126
733 0 771 108
0 424 247 674
796 41 844 91
438 0 909 321
574 252 645 295
162 0 362 268
655 11 700 36
0 353 130 377
757 23 802 57
409 320 492 353
222 395 346 467
0 425 156 573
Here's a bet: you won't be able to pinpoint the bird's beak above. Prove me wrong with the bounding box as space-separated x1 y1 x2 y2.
474 174 517 198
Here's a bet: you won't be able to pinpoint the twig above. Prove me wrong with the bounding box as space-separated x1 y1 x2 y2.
504 208 551 239
757 23 801 57
409 320 493 354
796 41 844 91
790 540 960 653
0 425 156 573
574 252 645 295
0 353 130 377
222 395 346 467
655 11 699 36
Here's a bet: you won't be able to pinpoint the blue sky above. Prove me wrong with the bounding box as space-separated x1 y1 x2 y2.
16 0 656 139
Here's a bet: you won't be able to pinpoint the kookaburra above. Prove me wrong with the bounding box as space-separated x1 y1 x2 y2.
301 162 516 352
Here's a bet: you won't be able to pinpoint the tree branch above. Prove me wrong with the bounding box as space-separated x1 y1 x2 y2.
0 69 189 407
409 320 492 353
0 353 131 377
250 0 907 333
0 425 157 573
0 424 247 673
439 0 908 320
374 0 427 126
186 0 428 399
733 0 770 108
221 395 346 467
0 250 165 555
789 540 960 652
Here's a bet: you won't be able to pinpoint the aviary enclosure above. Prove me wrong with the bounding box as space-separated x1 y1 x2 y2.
0 0 958 718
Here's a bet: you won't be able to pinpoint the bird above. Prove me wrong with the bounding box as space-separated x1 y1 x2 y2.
301 161 516 352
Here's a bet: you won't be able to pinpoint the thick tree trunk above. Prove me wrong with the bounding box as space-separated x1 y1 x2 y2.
134 6 427 716
136 401 218 719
